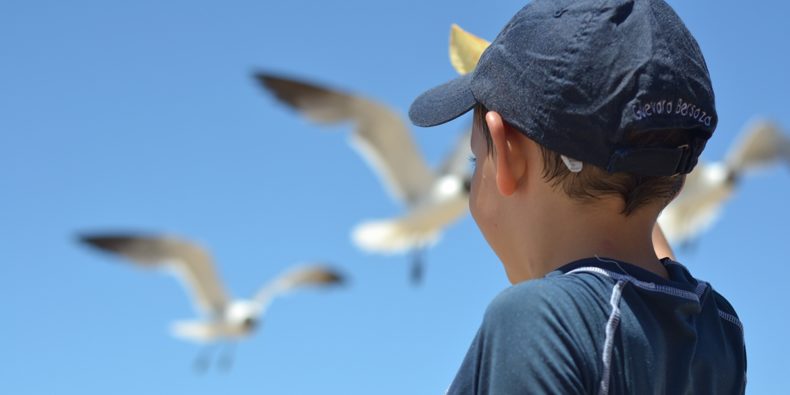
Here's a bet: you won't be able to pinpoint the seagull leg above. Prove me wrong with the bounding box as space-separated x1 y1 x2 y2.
193 344 217 374
680 238 700 253
219 342 236 372
410 248 424 286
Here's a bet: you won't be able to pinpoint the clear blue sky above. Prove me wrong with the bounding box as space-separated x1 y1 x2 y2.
1 1 788 394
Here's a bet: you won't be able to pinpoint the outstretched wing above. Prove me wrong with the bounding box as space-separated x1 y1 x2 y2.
252 264 344 315
725 119 790 172
659 163 733 244
79 233 229 317
449 24 491 75
255 73 436 205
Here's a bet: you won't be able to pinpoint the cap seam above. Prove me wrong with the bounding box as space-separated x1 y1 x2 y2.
540 1 606 159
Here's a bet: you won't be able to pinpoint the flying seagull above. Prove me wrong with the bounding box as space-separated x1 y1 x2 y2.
659 120 790 244
79 233 344 371
255 73 472 285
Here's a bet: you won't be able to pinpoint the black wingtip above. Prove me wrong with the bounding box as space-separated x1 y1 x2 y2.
251 70 277 88
251 70 305 93
329 270 346 286
77 233 105 248
76 233 140 253
251 71 340 98
316 264 347 287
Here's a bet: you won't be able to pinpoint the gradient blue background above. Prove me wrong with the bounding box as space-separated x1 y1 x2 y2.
2 1 788 393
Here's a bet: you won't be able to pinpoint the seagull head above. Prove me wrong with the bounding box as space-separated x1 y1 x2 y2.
706 163 736 187
436 175 464 198
226 301 259 332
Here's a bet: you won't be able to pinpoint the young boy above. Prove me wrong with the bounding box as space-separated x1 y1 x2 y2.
409 0 746 394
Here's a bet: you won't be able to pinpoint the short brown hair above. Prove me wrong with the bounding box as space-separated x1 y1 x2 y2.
473 104 685 215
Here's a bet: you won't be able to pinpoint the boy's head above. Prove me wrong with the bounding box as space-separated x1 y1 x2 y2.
472 103 687 216
409 0 716 214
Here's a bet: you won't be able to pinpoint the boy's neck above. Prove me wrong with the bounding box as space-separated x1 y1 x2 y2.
498 189 669 284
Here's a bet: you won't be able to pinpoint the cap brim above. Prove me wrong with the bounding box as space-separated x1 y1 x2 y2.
409 73 476 127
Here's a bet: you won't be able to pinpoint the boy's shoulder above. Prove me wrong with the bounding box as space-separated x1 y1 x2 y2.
483 266 613 327
450 258 746 394
454 266 612 394
479 257 737 337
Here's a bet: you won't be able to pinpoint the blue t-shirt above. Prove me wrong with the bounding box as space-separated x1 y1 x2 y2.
447 257 746 394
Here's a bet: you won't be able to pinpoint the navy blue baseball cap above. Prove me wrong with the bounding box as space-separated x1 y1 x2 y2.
410 0 716 176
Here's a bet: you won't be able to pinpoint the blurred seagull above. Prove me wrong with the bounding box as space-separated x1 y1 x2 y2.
255 73 472 285
449 24 490 75
659 120 790 244
79 233 344 371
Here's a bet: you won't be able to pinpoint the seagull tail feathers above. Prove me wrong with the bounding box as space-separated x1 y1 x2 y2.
352 219 440 254
170 320 224 343
659 205 722 246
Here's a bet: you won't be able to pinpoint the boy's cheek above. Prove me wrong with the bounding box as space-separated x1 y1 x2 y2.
469 166 493 228
468 173 482 223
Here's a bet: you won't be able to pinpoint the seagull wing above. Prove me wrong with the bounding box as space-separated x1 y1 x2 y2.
251 264 344 315
79 233 229 317
352 191 469 253
449 24 490 75
725 119 790 172
659 163 734 243
255 73 436 205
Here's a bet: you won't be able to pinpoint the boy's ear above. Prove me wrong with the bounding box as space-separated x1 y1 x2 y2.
485 111 527 196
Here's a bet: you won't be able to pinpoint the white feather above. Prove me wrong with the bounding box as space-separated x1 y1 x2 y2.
659 119 788 244
352 180 469 253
